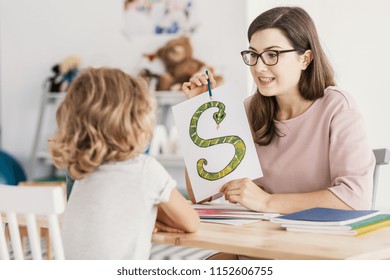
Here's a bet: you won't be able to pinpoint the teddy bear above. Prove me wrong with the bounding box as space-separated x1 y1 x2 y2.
140 36 223 91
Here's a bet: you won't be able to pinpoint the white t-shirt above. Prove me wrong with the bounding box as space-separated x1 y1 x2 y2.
61 154 176 259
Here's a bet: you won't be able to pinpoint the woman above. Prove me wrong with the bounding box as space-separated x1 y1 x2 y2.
182 6 375 214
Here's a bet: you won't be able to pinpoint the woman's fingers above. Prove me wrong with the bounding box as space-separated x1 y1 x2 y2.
206 71 218 88
181 69 218 99
188 77 201 87
226 195 239 204
220 178 255 204
224 187 242 203
221 181 239 201
181 82 192 97
226 194 240 204
220 178 241 192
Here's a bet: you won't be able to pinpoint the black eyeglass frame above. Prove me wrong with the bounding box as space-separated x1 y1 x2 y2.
240 49 297 66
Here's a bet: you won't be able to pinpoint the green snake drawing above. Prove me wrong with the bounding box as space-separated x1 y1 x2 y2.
189 101 246 181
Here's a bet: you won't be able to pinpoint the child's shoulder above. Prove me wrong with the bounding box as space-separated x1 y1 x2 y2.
133 154 166 170
100 154 158 170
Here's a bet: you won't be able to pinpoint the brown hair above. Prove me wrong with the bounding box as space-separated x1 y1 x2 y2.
49 67 155 179
247 6 335 145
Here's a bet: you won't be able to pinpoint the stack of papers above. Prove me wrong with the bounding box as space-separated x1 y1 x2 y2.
271 207 389 236
193 203 280 225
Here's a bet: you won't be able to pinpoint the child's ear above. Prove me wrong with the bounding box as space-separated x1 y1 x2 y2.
301 50 313 70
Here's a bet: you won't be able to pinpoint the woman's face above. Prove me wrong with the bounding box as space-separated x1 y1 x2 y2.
249 28 306 98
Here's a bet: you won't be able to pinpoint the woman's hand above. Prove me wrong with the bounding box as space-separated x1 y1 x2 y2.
181 70 218 99
220 178 271 212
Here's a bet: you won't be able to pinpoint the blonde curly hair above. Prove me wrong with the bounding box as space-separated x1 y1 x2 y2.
49 67 156 180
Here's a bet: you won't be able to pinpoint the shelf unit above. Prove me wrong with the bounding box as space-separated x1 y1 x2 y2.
151 90 186 168
153 90 187 105
28 89 186 180
28 89 65 180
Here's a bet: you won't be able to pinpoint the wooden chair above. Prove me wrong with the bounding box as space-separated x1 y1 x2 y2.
17 181 66 259
0 184 65 260
372 148 390 209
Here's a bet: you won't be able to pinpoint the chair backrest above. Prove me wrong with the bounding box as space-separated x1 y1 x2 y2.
0 184 65 260
372 148 390 209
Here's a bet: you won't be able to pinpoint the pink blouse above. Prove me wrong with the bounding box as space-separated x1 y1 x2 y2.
247 86 375 210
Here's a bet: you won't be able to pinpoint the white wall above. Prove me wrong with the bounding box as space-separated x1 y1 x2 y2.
2 0 388 209
0 0 247 188
247 0 390 210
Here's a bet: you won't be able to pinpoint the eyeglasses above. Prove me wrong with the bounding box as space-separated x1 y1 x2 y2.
241 49 297 66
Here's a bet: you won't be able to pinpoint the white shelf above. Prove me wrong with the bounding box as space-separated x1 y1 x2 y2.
37 151 184 168
154 155 184 168
36 151 50 159
36 151 54 165
153 91 186 106
45 92 66 103
29 89 185 179
46 91 65 97
46 91 186 104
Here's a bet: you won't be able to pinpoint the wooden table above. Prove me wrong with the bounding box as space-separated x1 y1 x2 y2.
152 220 390 259
5 215 390 260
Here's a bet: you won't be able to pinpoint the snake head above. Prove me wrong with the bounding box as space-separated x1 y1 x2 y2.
213 111 226 124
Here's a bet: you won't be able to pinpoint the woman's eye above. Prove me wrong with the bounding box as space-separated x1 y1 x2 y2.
265 52 277 58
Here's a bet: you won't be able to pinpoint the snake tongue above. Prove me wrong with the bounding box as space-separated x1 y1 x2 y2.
216 124 220 130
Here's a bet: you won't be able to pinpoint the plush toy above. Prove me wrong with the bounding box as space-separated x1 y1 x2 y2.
140 36 223 91
47 55 81 92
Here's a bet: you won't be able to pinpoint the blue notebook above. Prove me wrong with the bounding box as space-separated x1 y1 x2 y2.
271 207 379 226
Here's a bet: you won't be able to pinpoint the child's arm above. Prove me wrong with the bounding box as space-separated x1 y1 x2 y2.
156 188 199 233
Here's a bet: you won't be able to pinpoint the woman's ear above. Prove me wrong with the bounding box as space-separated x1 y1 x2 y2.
301 50 313 70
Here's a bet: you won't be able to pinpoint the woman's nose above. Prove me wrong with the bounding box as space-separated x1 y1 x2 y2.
254 59 268 72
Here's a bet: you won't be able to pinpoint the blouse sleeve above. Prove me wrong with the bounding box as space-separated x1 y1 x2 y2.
328 102 375 210
145 157 177 205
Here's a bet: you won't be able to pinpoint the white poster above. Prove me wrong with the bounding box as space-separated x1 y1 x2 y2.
123 0 199 38
172 84 263 203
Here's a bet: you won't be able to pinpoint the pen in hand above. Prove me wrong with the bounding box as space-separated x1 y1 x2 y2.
206 70 212 100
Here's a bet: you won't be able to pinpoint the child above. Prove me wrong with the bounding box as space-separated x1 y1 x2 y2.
49 67 199 259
